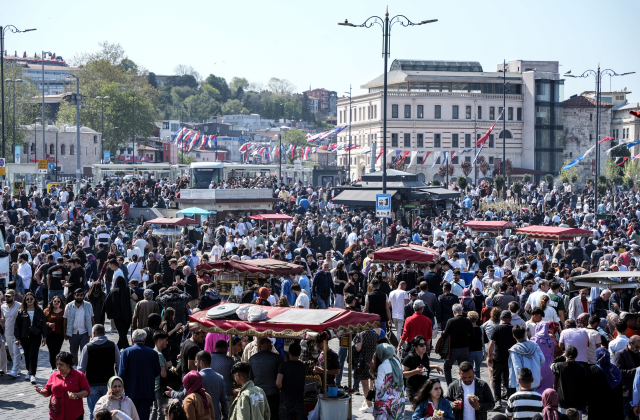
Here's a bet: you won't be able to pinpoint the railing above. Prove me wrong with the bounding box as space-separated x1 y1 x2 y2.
179 188 273 200
385 91 523 100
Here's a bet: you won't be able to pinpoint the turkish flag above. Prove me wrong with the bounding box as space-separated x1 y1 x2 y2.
630 110 640 119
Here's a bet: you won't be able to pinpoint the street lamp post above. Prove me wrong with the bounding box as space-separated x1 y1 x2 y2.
96 95 110 163
278 133 282 184
564 66 635 209
502 59 506 199
1 26 36 161
42 51 52 169
345 85 352 182
5 78 22 162
66 75 82 192
339 9 436 246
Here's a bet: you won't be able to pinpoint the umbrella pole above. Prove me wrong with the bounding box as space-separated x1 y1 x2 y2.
348 332 353 419
323 339 328 396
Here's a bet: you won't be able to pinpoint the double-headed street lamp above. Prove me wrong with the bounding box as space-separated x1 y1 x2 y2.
1 25 36 161
338 9 436 246
41 51 52 164
5 78 22 162
564 66 635 209
96 95 110 162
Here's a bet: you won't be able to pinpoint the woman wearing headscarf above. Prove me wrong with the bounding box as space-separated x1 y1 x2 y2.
85 281 106 325
530 322 555 394
604 312 619 341
586 347 623 419
251 287 272 306
531 389 570 420
94 376 140 420
182 370 213 420
104 276 133 349
459 288 475 313
480 296 494 324
143 313 162 348
373 343 405 420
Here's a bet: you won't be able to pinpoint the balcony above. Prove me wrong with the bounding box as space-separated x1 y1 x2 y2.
386 91 523 100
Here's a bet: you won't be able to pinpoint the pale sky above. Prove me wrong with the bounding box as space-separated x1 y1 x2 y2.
5 0 639 102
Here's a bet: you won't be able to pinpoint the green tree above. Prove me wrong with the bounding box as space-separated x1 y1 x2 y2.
603 158 623 187
545 173 554 186
512 181 523 198
558 159 579 185
494 175 505 195
205 74 231 102
456 176 468 196
622 159 640 187
431 180 441 186
522 174 531 184
230 77 249 94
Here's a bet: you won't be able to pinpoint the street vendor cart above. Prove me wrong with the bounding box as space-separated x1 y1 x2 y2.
464 220 515 235
516 226 592 242
372 244 439 265
144 217 199 248
188 304 380 419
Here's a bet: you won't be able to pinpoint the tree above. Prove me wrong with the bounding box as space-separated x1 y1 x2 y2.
147 72 158 89
559 159 579 185
447 163 455 177
461 161 472 178
457 176 468 194
494 175 505 196
603 158 623 187
597 183 607 196
173 64 201 83
267 77 296 95
545 173 554 186
431 180 441 186
622 159 640 187
205 74 231 102
221 99 249 115
477 156 490 176
230 77 250 94
522 173 531 184
505 158 514 178
512 181 523 198
437 165 446 178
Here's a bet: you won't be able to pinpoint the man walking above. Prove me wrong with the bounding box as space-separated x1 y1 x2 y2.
132 289 161 330
249 338 282 420
439 303 474 385
488 310 517 409
364 279 391 332
311 262 335 309
399 300 433 354
276 342 307 420
210 339 236 410
78 324 120 420
63 288 94 366
2 290 22 377
389 281 409 335
119 329 161 420
229 362 271 420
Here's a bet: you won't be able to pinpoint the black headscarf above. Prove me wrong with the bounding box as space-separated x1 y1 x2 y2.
105 275 132 321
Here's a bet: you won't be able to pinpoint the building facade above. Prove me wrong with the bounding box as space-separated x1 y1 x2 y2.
4 53 78 95
304 88 337 114
19 124 101 175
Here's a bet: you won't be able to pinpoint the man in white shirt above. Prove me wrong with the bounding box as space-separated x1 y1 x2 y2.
389 281 409 334
126 242 143 261
18 254 32 293
133 233 149 256
347 228 358 247
292 283 310 308
60 190 69 207
525 280 550 311
2 290 22 377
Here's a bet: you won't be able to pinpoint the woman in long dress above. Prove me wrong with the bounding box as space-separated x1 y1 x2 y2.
530 321 555 394
373 343 405 420
587 347 623 419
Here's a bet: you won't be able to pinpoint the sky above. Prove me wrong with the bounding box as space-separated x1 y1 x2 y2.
5 0 639 102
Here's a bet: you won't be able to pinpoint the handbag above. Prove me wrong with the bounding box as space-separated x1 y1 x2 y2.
434 334 451 360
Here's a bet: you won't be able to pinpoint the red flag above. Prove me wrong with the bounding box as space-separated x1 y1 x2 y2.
401 151 410 158
421 151 432 166
450 151 456 162
476 122 497 146
631 110 640 119
617 156 629 166
375 149 384 163
599 136 615 144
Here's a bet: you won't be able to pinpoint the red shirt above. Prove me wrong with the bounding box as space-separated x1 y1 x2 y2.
44 368 90 420
122 201 130 216
401 311 433 343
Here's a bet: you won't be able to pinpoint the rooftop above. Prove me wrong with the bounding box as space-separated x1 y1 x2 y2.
389 59 483 72
563 95 614 109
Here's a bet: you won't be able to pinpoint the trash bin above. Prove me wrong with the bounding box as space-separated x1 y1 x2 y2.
318 394 350 420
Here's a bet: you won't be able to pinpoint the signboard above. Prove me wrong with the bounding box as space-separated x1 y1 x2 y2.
0 158 5 167
38 159 47 169
0 168 5 176
104 151 111 164
376 193 392 218
48 163 56 170
15 146 21 163
47 156 55 164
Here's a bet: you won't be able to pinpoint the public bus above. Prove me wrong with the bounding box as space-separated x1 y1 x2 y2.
93 163 189 183
189 162 279 188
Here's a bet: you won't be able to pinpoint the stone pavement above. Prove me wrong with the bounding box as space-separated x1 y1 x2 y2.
1 321 515 419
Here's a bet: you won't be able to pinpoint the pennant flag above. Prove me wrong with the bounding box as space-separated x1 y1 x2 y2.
459 149 473 155
407 151 418 168
472 146 484 166
290 145 296 159
634 153 640 160
441 151 449 166
450 151 456 162
421 151 432 166
617 156 630 166
630 110 640 119
431 151 441 168
476 109 503 146
599 136 615 144
625 141 640 149
376 149 384 163
582 145 596 159
562 156 583 170
239 143 249 152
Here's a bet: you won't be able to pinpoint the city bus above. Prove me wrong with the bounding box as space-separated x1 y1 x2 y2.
189 162 279 188
93 163 182 183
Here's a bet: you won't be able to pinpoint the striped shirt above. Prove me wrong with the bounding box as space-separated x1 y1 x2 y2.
506 390 543 420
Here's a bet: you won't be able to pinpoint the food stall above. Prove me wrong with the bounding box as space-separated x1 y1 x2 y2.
464 220 515 235
188 304 380 419
144 217 199 247
250 213 293 235
516 226 592 242
196 258 304 300
372 244 439 265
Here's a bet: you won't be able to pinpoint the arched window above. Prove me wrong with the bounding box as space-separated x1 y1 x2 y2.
30 143 35 153
60 144 66 155
498 130 513 139
49 144 55 155
70 145 75 155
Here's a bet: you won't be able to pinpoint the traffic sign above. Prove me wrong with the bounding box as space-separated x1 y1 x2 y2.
38 159 47 170
48 163 56 170
47 156 55 164
0 168 5 176
0 158 5 167
376 194 391 218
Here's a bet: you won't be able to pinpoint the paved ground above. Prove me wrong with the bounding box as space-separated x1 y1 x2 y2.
0 322 515 419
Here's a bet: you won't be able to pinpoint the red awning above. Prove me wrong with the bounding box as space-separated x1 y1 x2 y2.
516 226 592 241
464 221 516 232
249 214 293 221
196 259 304 277
144 217 198 226
373 245 439 264
189 304 380 337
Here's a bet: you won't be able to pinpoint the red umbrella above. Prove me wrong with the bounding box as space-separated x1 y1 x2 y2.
373 245 438 264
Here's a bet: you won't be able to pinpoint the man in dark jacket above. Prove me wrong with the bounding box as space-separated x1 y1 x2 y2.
364 279 391 332
487 311 517 408
590 241 604 265
311 262 336 309
569 240 586 265
424 262 443 297
446 362 494 420
614 335 640 418
159 247 173 287
437 282 458 330
439 304 474 385
397 260 419 291
119 329 160 420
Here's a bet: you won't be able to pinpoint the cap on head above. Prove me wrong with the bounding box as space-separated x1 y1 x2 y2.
501 310 512 319
413 299 425 309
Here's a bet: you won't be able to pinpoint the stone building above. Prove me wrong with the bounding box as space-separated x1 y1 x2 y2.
19 124 102 175
561 95 613 185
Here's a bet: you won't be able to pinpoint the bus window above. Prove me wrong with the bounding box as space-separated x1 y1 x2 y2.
191 168 221 188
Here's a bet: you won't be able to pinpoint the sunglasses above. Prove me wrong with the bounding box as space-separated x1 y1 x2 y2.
25 297 35 301
416 342 426 347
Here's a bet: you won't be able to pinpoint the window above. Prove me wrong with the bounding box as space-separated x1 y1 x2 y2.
30 143 34 154
392 105 398 118
489 107 495 120
452 156 459 164
499 130 513 139
165 145 168 151
86 146 88 155
436 156 441 164
435 105 441 119
489 157 494 164
590 113 593 121
517 108 522 121
466 106 472 119
404 105 411 118
434 133 441 148
465 156 471 162
452 134 459 148
465 134 471 148
171 123 179 131
417 157 424 165
417 105 424 118
391 133 398 147
162 121 170 129
374 105 377 119
508 107 513 121
417 133 424 148
452 105 459 119
70 145 74 155
499 107 504 120
489 134 494 148
49 144 54 155
61 144 66 155
404 133 411 147
478 106 482 120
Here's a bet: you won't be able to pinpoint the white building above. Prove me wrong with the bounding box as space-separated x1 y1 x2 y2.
4 54 78 95
337 59 564 183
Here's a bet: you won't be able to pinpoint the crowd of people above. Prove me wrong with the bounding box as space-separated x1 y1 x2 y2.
1 174 640 420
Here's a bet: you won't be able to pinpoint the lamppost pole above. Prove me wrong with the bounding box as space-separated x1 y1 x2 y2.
278 133 282 184
42 51 52 173
347 85 352 182
5 78 23 162
564 66 635 210
474 99 477 187
0 26 36 162
132 93 136 164
96 96 109 163
339 10 437 246
502 59 506 199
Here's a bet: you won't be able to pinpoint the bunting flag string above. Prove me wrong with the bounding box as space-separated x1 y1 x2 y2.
472 146 483 166
441 151 449 166
407 151 418 168
431 151 441 168
561 145 596 170
421 151 432 166
617 156 630 166
375 148 384 163
599 136 615 144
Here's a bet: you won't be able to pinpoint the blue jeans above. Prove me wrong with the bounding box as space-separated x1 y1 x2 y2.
316 295 331 309
106 281 111 295
469 350 483 379
48 289 64 302
88 385 108 420
337 346 348 385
